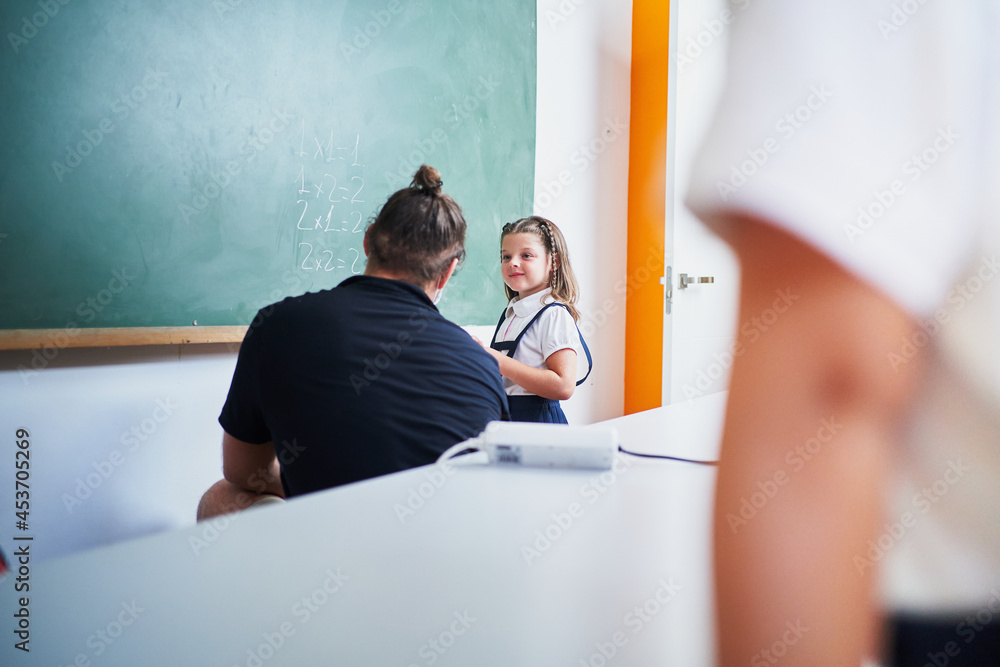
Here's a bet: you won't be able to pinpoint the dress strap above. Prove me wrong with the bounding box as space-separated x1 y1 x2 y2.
490 302 593 386
490 306 516 355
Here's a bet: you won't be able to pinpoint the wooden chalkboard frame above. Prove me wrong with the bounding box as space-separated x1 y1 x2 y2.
0 327 247 350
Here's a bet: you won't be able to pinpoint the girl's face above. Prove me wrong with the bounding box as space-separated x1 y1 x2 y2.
501 232 552 298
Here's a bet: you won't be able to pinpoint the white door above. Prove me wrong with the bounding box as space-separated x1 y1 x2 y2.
662 0 741 405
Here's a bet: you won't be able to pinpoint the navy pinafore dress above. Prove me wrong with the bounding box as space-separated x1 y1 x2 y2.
490 302 593 423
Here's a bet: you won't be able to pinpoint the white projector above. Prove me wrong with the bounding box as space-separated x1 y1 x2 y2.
477 421 619 470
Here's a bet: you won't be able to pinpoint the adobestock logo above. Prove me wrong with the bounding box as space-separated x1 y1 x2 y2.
854 459 969 577
715 85 833 202
393 459 456 524
521 456 633 566
677 0 753 74
18 267 138 385
53 600 145 665
751 620 809 666
350 313 429 395
725 417 842 534
534 116 627 213
887 254 998 373
843 125 958 243
62 398 179 514
544 0 591 31
405 610 478 667
230 566 351 667
383 74 502 191
339 0 405 63
682 288 799 402
577 578 682 666
178 109 294 224
877 0 933 41
6 0 73 55
51 68 169 183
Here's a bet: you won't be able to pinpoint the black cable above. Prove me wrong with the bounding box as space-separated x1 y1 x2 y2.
617 445 718 467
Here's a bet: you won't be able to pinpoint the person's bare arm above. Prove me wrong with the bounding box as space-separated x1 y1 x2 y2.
222 432 285 498
486 347 577 400
712 216 924 665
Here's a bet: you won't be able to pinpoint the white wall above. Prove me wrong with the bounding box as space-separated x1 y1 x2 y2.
664 0 740 405
0 0 633 561
534 0 632 425
0 345 237 561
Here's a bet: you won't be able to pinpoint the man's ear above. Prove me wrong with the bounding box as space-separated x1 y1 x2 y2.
438 257 460 289
362 230 370 257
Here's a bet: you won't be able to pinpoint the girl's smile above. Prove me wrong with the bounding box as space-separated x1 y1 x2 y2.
501 233 551 297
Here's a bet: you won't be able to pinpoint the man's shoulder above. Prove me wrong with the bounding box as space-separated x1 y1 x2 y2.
244 288 343 344
263 277 377 317
415 314 479 350
440 325 505 382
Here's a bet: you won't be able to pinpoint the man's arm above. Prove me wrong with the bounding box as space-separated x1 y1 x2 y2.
712 216 924 665
222 433 285 498
196 433 285 521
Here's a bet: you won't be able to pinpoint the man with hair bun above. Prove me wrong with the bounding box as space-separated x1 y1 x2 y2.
198 165 508 519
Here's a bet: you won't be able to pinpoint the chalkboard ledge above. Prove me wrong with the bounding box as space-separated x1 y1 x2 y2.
0 327 247 350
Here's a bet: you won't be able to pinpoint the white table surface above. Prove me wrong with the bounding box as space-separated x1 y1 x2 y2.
1 395 726 666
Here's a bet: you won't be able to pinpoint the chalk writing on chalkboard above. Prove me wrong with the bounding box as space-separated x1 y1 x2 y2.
290 125 366 275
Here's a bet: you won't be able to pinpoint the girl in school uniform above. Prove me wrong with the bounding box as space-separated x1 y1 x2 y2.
485 216 592 423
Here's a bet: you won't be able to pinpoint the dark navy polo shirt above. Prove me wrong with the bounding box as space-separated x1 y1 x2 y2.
219 275 509 497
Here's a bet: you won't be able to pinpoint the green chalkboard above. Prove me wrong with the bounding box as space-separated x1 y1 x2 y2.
0 0 535 331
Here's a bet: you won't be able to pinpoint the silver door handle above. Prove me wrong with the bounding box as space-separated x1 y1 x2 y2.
678 273 715 289
661 267 673 314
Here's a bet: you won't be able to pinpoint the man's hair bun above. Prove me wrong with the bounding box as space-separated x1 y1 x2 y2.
411 164 443 195
365 164 466 286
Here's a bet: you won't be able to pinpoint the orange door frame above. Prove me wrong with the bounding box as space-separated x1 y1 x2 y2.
624 0 670 414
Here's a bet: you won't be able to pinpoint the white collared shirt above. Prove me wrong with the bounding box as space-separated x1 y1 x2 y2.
492 288 585 396
686 0 1000 612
